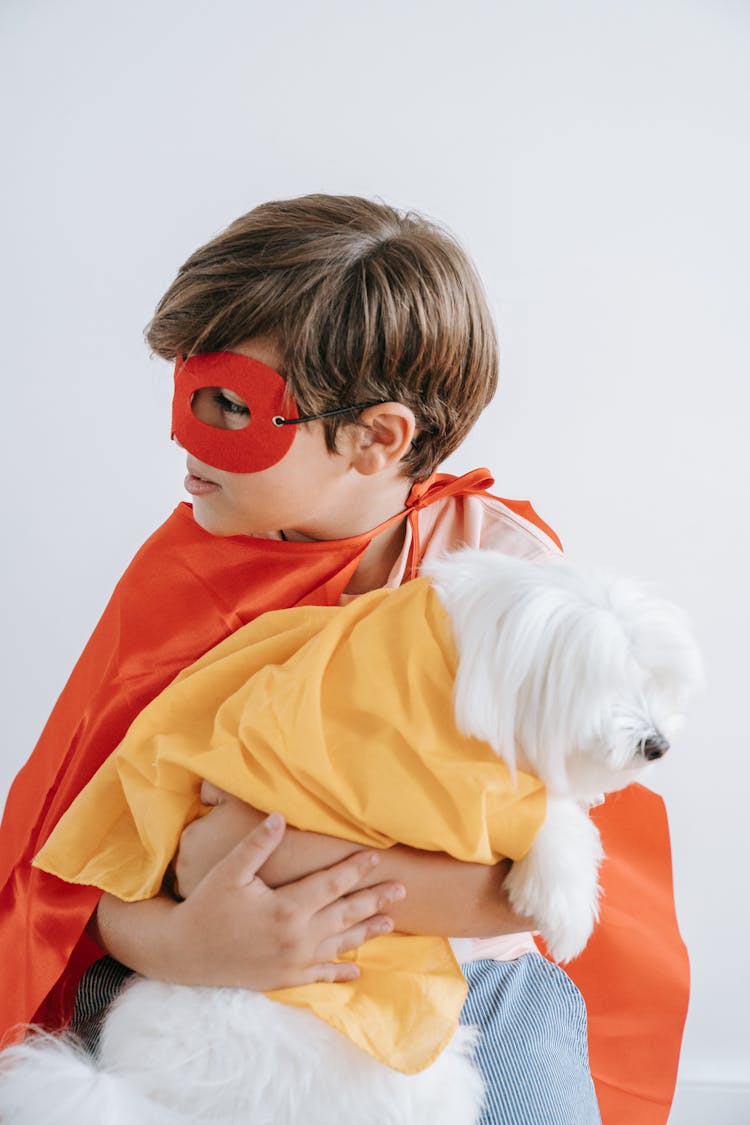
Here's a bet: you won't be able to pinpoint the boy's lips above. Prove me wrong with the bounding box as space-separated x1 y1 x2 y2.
184 470 221 496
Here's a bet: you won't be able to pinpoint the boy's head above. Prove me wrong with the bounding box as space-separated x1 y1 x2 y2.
146 195 498 480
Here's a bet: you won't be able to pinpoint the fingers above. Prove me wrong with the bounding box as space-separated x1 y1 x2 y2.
199 779 226 805
212 813 287 887
320 881 405 934
293 884 407 985
316 915 393 962
294 960 362 986
314 883 405 955
289 849 384 913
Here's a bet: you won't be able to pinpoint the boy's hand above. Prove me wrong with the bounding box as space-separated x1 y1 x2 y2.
93 813 405 992
168 813 403 989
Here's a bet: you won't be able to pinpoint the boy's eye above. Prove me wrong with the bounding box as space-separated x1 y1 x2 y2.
191 386 251 430
214 390 250 418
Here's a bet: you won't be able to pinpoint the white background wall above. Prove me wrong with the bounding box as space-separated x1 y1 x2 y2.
1 1 748 1118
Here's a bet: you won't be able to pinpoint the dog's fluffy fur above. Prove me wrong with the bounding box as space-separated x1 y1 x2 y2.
0 550 701 1123
427 551 701 963
0 990 482 1124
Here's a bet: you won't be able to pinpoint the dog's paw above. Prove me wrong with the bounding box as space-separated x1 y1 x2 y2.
504 799 603 964
538 905 599 965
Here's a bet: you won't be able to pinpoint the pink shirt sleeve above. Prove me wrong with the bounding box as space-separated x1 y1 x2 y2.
391 490 561 588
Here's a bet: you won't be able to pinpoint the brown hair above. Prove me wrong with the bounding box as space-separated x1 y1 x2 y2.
146 195 498 478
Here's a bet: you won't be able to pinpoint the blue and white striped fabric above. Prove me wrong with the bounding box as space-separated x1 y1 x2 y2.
71 956 133 1053
459 954 601 1124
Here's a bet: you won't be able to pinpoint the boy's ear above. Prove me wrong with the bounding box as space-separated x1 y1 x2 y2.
349 403 417 475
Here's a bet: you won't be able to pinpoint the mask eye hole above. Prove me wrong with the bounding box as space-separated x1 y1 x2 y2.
190 387 251 431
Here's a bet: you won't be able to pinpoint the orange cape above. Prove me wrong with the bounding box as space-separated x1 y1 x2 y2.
0 470 688 1118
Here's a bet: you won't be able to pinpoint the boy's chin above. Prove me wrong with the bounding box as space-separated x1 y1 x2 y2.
190 502 240 537
190 500 268 539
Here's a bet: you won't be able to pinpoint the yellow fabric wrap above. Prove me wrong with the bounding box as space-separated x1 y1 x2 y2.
35 577 546 1073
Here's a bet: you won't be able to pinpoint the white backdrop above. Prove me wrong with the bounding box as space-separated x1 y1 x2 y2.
2 1 748 1119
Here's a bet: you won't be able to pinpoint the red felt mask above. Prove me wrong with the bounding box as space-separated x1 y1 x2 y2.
171 353 299 474
172 352 385 475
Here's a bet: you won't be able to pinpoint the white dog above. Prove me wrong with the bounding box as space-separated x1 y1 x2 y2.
0 550 701 1125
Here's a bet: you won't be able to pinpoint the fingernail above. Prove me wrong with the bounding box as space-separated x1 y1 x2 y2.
334 964 360 982
388 885 406 902
264 812 283 831
367 853 380 867
376 918 394 934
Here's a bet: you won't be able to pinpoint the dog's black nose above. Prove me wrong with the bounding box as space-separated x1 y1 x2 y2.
641 734 670 761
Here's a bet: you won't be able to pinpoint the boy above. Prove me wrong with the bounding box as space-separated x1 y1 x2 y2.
0 195 687 1123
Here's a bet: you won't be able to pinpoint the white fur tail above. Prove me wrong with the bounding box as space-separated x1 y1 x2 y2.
0 1033 185 1125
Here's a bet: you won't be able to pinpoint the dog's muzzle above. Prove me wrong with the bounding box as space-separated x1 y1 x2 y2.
640 734 670 761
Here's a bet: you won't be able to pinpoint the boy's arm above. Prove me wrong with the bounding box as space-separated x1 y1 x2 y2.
90 813 406 989
175 785 536 937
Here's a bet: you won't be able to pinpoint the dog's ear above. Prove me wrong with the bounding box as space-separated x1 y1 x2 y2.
425 550 524 775
426 551 627 793
427 549 701 797
427 550 577 785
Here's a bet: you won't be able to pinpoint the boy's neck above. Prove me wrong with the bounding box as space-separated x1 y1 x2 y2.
280 473 414 594
342 520 408 594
